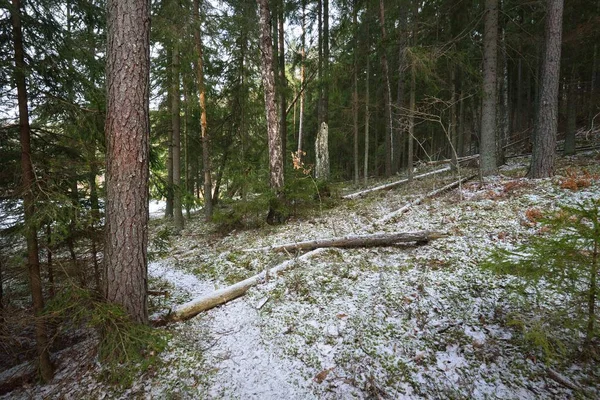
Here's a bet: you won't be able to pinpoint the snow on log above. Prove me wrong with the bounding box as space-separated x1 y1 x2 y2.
342 166 451 199
153 248 327 324
376 175 476 225
244 230 446 253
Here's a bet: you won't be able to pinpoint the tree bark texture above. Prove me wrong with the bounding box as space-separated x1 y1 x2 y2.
257 0 283 191
353 0 359 185
278 2 287 164
480 0 498 176
364 27 370 185
315 122 330 180
298 0 306 155
104 0 150 324
194 0 213 219
11 0 54 382
530 0 563 178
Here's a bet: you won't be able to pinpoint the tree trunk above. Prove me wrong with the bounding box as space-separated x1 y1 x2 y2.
88 154 101 291
172 44 184 231
278 1 287 168
408 63 416 182
257 0 283 192
497 7 510 166
379 0 394 177
45 225 55 297
364 23 370 185
104 0 150 324
480 0 498 176
529 0 563 178
245 231 446 253
155 249 327 324
165 46 174 219
11 0 54 381
297 0 306 156
353 0 359 185
315 122 330 180
194 0 213 220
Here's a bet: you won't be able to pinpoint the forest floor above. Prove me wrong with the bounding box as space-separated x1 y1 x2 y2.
2 150 600 399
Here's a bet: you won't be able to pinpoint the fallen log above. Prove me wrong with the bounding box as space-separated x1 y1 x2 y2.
342 166 451 200
244 230 446 253
152 248 327 325
419 154 479 167
376 175 476 225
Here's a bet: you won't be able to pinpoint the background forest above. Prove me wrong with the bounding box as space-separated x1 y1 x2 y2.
1 0 600 397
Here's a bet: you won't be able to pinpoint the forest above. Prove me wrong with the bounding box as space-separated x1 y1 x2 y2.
1 0 599 398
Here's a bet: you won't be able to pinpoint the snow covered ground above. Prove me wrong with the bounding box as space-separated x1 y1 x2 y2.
2 154 600 399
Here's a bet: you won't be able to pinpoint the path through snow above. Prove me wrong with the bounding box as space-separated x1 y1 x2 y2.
148 261 316 399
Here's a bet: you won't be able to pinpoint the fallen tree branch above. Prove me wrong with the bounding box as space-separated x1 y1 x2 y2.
342 166 451 200
418 154 479 167
376 175 476 225
546 368 593 398
152 248 327 325
243 231 446 253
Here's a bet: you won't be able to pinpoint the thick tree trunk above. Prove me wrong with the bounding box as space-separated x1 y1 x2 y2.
194 0 213 220
11 0 54 381
105 0 150 324
245 231 446 253
343 166 451 199
379 0 394 177
529 0 563 178
497 10 510 166
172 44 184 231
480 0 498 176
257 0 283 192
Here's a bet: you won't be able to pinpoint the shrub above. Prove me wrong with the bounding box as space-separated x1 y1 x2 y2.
484 198 599 357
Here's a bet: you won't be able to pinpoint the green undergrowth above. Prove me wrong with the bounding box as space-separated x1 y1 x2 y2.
46 286 169 387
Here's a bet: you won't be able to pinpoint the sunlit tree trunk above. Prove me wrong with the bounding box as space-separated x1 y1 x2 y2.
104 0 150 324
11 0 54 381
297 0 306 156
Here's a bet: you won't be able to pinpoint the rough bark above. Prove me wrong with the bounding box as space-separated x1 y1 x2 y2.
11 0 54 381
104 0 150 324
343 166 451 199
530 0 563 178
172 43 184 231
315 122 330 180
245 231 446 253
257 0 283 191
408 63 416 182
480 0 498 176
194 0 213 219
165 46 174 219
